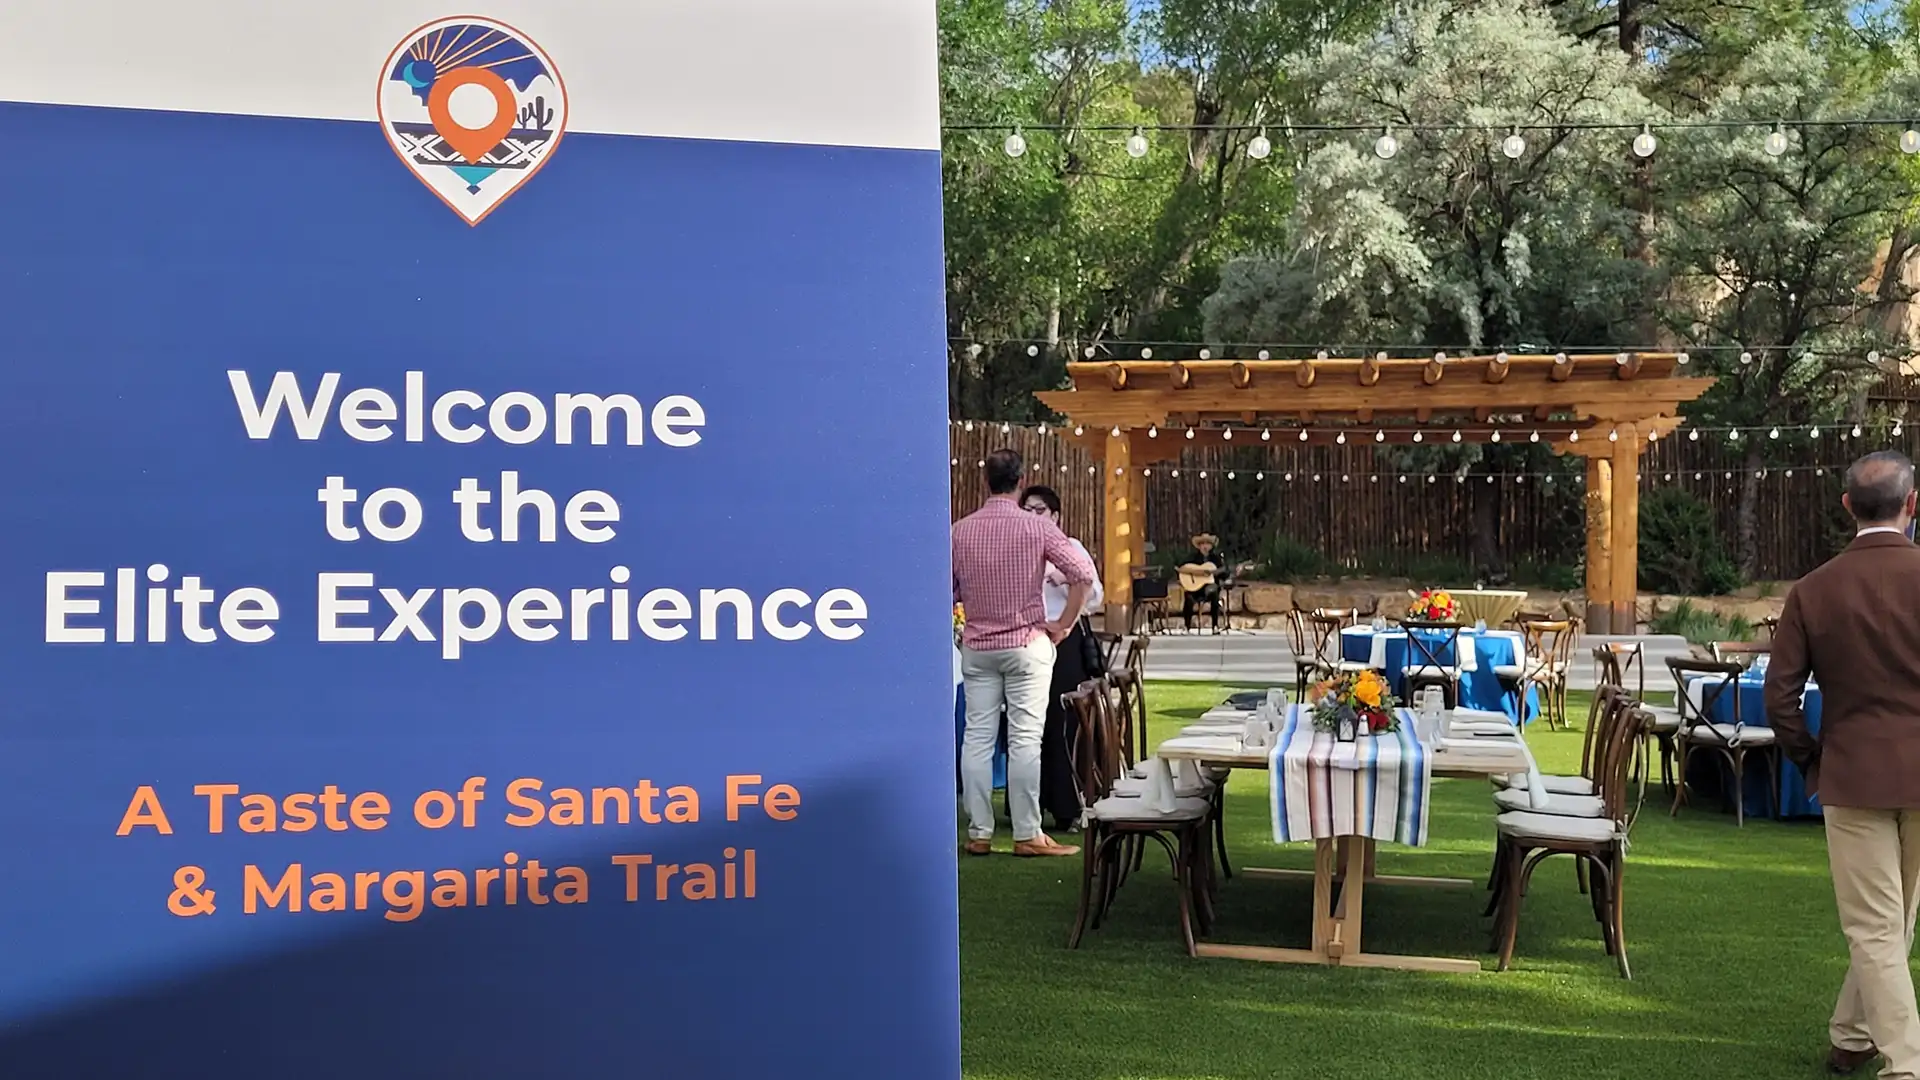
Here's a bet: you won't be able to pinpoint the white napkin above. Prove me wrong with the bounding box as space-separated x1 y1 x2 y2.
1173 757 1205 789
1142 757 1178 813
1242 717 1271 749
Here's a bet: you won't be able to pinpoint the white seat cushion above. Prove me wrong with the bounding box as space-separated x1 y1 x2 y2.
1404 665 1463 679
1492 773 1595 795
1112 774 1213 800
1493 788 1605 816
1496 811 1620 843
1492 661 1559 681
1684 723 1777 746
1333 660 1374 673
1644 706 1682 733
1089 794 1211 824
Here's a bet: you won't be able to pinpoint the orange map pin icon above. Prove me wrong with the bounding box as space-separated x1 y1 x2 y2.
427 67 518 163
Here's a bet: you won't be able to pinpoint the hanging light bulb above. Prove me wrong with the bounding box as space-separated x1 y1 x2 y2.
1142 468 1151 477
1413 431 1424 443
1769 427 1780 439
1125 127 1149 158
1110 425 1120 437
1764 123 1788 157
1785 469 1793 477
1677 352 1691 365
1901 128 1920 155
1256 471 1265 481
1648 428 1659 442
1870 350 1883 365
1739 350 1753 365
1728 428 1740 441
1073 425 1084 436
1248 129 1272 160
1084 346 1097 358
1451 429 1463 443
1371 475 1379 483
1491 430 1502 443
1695 472 1703 481
1896 421 1906 437
1199 470 1208 479
1222 428 1234 441
1664 473 1672 482
1336 431 1347 445
1139 347 1153 359
1025 344 1038 357
1316 349 1330 361
1854 423 1865 438
1689 428 1699 441
1399 475 1407 484
1261 428 1271 441
1198 348 1212 360
1375 429 1385 442
1148 425 1158 438
1456 475 1465 484
1486 475 1495 484
1001 422 1012 434
1185 427 1195 440
1038 424 1048 435
1298 428 1309 442
1284 472 1293 482
1258 350 1271 361
1501 127 1526 159
1374 125 1398 160
1003 128 1027 158
1341 474 1350 483
1529 430 1540 443
1632 124 1657 158
1227 471 1236 480
1060 465 1069 473
964 420 974 432
1171 469 1180 478
1608 428 1619 442
1810 426 1820 438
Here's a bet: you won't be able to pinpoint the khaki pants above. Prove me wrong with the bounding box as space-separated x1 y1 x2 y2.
1827 805 1920 1079
960 635 1056 843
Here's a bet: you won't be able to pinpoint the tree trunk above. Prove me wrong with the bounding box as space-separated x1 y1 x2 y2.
1470 473 1506 583
1736 445 1763 581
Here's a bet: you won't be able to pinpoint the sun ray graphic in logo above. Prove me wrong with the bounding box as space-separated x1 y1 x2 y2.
376 17 568 225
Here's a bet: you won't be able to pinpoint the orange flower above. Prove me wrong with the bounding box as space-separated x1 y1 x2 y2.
1354 673 1383 708
1308 679 1333 704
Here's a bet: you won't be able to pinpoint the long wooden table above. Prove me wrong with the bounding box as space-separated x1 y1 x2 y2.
1157 708 1533 975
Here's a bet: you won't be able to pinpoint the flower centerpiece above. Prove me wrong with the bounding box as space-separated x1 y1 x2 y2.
1408 588 1457 622
1307 669 1399 738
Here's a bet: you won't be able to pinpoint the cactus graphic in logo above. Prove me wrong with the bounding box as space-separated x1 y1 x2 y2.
377 16 568 225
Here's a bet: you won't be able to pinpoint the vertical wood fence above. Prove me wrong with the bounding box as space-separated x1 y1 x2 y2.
951 421 1913 581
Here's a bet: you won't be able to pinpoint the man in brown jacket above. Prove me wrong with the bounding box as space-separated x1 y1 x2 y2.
1769 450 1920 1077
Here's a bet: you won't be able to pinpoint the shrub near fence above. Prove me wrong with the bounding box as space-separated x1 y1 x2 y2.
951 422 1879 581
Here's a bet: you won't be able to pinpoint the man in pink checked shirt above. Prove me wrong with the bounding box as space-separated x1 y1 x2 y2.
953 448 1097 857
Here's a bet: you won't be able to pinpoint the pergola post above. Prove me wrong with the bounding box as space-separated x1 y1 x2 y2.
1102 428 1134 630
1609 423 1640 634
1584 457 1613 634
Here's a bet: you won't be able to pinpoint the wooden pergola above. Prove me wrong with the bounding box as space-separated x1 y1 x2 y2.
1035 352 1714 634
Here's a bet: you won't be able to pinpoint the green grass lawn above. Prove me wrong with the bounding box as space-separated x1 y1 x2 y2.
960 682 1848 1079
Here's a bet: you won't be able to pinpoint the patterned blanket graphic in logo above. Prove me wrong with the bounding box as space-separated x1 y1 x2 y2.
377 17 567 225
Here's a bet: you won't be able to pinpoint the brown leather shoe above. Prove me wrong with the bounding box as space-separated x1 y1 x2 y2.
962 839 992 856
1013 835 1080 857
1828 1044 1879 1074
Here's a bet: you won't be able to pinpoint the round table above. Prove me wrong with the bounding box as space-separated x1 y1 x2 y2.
1340 625 1540 724
1684 671 1822 818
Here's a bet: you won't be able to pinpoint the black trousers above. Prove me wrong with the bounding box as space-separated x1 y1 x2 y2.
1183 586 1223 629
1039 622 1092 829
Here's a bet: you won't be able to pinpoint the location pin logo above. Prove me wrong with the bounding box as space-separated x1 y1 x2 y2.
377 17 568 225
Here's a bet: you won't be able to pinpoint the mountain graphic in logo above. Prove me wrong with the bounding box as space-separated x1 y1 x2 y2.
376 17 568 225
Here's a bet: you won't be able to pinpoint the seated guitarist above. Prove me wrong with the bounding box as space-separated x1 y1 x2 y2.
1179 533 1227 631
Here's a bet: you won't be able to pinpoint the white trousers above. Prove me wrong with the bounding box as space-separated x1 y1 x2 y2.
1827 805 1920 1079
960 635 1056 842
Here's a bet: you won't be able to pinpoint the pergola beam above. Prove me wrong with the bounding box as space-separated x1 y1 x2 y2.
1038 353 1713 635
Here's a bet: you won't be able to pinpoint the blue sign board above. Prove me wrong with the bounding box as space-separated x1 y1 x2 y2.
0 4 955 1075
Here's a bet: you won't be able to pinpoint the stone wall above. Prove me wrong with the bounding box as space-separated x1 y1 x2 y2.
1158 579 1789 632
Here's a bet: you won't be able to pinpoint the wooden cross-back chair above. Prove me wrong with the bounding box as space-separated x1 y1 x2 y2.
1402 620 1465 708
1596 642 1682 793
1667 657 1780 827
1305 610 1367 676
1487 692 1647 978
1062 681 1213 955
1710 641 1770 669
1518 619 1578 730
1284 609 1325 700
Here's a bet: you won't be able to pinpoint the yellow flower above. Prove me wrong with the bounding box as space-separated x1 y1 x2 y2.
1350 671 1384 707
1433 590 1452 606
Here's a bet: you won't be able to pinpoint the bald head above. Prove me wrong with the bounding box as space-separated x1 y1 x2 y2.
1844 450 1916 526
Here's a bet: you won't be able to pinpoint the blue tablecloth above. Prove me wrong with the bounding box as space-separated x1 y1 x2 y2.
1340 627 1540 724
1686 672 1822 818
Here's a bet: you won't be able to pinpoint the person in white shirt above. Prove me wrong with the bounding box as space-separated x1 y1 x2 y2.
1019 485 1106 831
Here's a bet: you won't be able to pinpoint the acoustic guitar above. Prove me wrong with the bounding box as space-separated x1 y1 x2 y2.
1177 562 1221 593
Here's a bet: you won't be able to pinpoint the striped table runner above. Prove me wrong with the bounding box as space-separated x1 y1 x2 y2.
1270 705 1433 847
